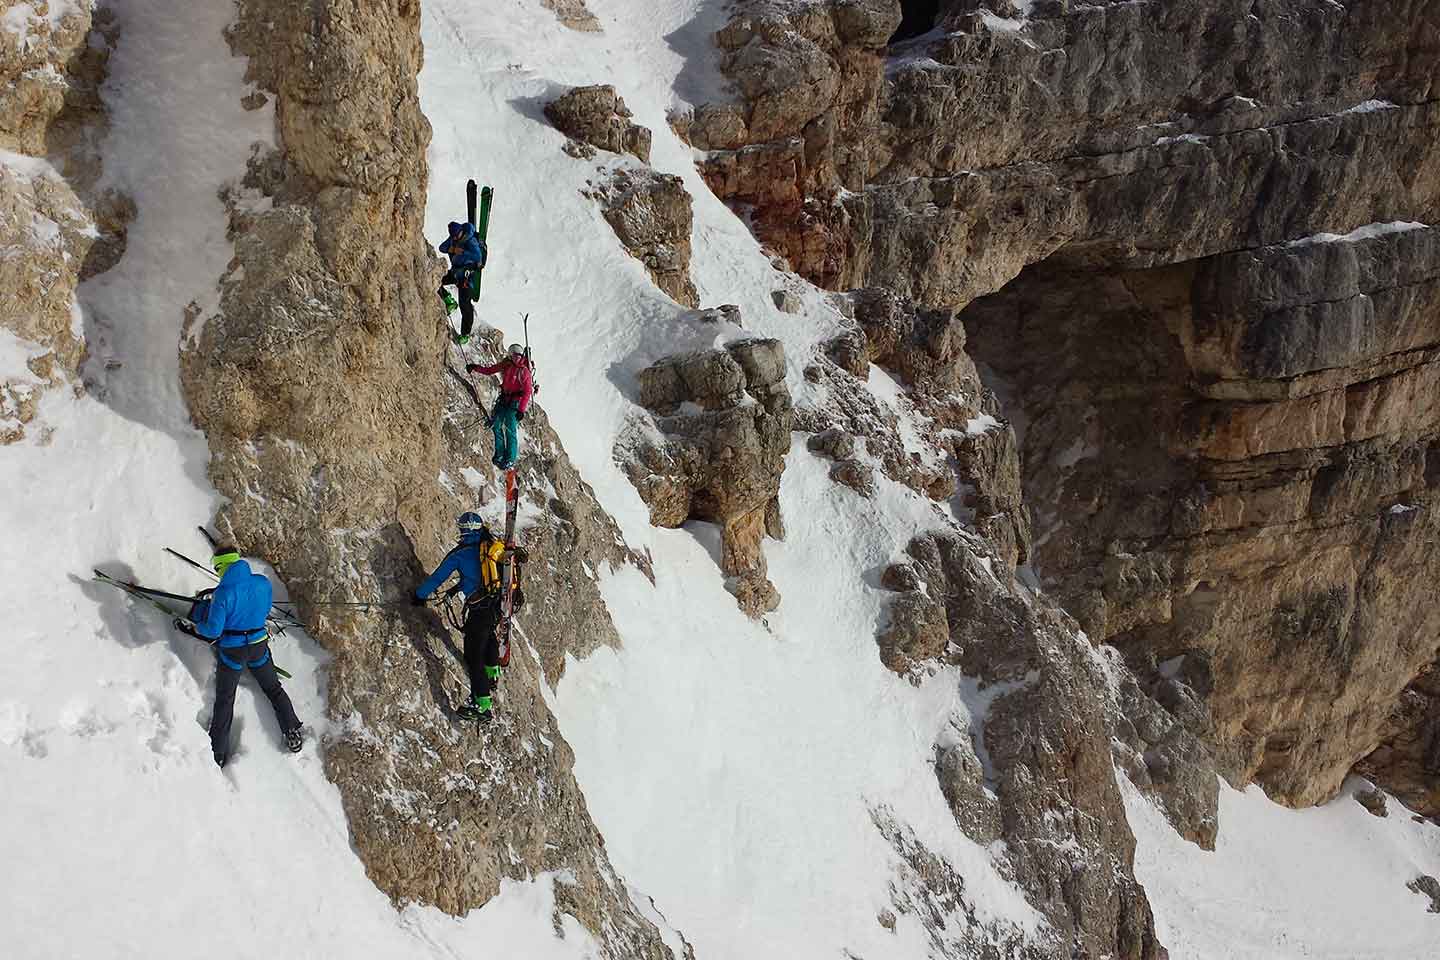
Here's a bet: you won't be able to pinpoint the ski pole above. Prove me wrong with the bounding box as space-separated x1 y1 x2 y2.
165 548 303 629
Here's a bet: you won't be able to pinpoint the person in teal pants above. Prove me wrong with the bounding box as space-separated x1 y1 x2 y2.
467 344 534 469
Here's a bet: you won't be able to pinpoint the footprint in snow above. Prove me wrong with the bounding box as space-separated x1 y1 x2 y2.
0 702 50 759
59 701 118 739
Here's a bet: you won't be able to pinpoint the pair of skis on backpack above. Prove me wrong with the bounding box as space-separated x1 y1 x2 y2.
440 179 492 347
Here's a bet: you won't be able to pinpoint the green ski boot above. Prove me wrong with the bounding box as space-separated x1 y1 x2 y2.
439 289 458 313
456 694 493 723
452 331 470 346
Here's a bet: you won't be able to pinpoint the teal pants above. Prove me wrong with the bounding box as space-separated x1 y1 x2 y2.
490 400 519 467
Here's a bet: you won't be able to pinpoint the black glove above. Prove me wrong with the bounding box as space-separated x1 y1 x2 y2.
511 586 525 610
410 595 427 607
465 364 479 374
516 410 525 422
173 618 199 638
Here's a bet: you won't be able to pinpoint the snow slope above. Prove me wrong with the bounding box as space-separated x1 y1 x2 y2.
1126 777 1440 959
0 2 611 958
5 1 1439 958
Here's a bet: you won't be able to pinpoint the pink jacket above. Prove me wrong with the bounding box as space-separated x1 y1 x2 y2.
470 356 534 413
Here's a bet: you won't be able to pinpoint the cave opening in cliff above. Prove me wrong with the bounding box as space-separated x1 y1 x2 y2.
957 252 1197 640
889 0 941 45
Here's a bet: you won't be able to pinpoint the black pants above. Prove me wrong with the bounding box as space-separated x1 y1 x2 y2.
462 597 501 702
441 267 476 337
210 642 300 759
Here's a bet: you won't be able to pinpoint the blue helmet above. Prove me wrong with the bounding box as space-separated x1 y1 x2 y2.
458 512 490 538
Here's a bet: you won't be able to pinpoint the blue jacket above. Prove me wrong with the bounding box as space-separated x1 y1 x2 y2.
416 531 506 600
192 560 273 667
439 222 487 270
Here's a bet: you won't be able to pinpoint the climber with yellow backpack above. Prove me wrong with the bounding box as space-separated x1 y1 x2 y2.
412 512 525 723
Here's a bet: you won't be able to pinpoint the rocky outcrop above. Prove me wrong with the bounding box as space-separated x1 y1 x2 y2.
546 84 651 162
620 339 792 616
590 168 699 307
881 529 1210 959
0 0 124 443
690 0 1440 815
685 0 900 287
541 0 601 33
1410 874 1440 913
180 2 680 953
796 286 1030 565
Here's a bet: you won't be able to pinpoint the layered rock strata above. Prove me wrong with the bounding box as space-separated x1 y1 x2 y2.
962 226 1440 809
690 0 1440 814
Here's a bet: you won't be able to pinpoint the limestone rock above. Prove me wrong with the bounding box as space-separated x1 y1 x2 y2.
1354 785 1389 818
878 529 1197 959
182 3 681 953
1355 660 1440 818
0 0 122 444
1408 875 1440 913
620 339 793 615
962 227 1440 808
541 0 602 33
545 84 651 162
595 168 698 307
771 288 801 313
688 0 1440 817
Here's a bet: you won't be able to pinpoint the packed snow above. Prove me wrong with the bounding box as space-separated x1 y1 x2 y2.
1126 777 1440 959
5 0 1439 958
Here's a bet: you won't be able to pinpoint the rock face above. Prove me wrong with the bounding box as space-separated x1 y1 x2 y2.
546 84 651 162
691 0 1440 815
620 339 792 615
881 529 1212 958
684 0 901 288
590 168 699 307
0 0 124 443
962 230 1440 809
796 286 1030 566
180 2 681 953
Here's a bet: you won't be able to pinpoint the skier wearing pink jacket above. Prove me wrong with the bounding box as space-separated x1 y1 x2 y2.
467 344 534 469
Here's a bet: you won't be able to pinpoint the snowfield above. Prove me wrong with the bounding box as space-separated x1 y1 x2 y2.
3 1 1439 958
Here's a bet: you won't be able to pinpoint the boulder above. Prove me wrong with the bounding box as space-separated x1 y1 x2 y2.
545 84 651 162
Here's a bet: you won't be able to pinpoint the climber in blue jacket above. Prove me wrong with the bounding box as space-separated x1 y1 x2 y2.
175 547 303 767
412 513 526 723
437 220 488 344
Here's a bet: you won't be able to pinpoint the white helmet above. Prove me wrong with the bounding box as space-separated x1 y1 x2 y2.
507 343 524 356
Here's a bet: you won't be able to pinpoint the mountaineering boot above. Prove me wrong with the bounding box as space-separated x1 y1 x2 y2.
452 331 470 346
214 752 228 769
456 695 494 723
485 665 501 691
438 288 458 313
284 725 304 753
